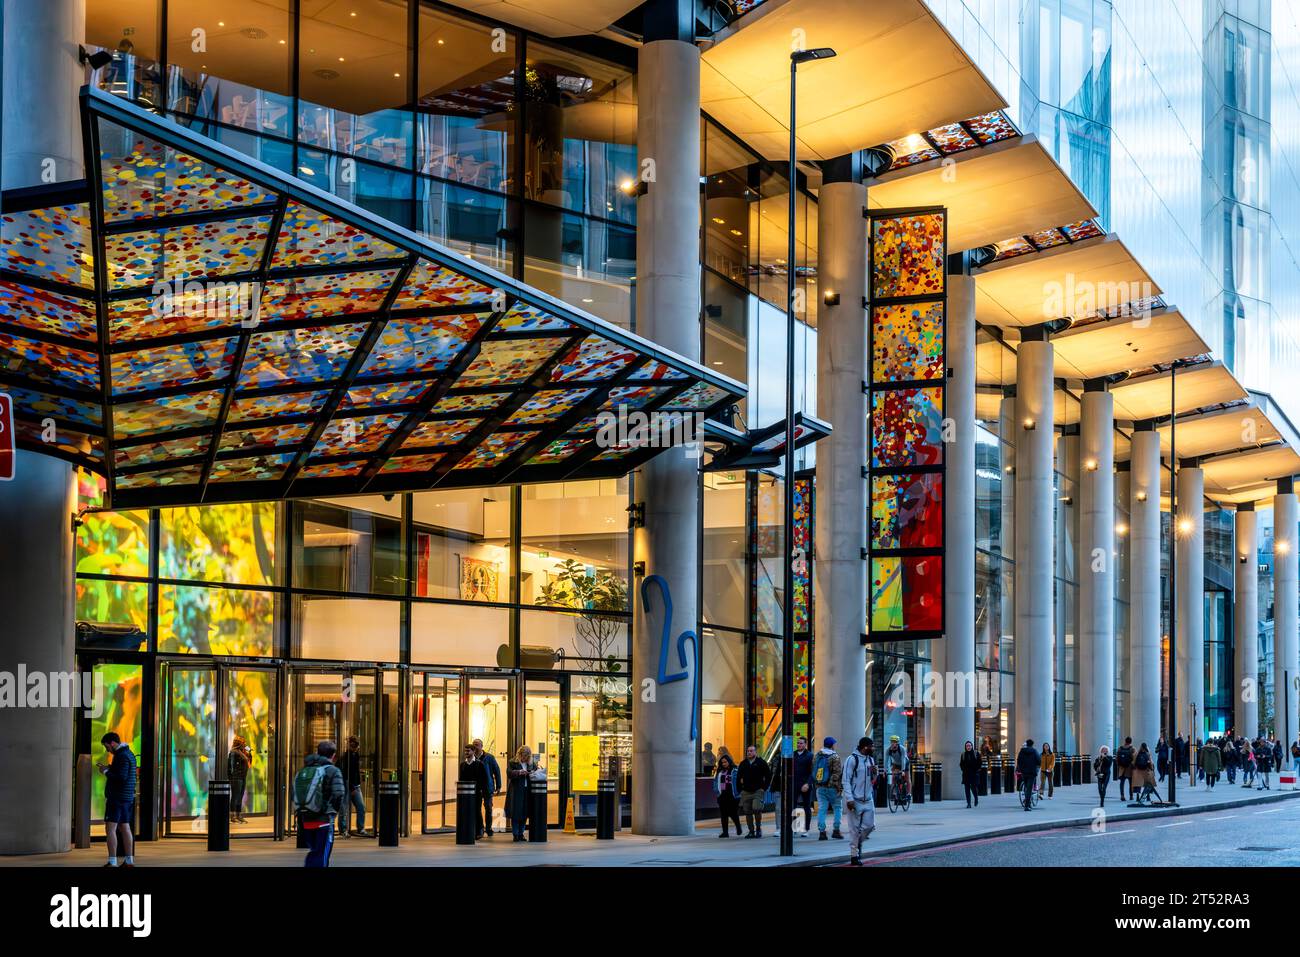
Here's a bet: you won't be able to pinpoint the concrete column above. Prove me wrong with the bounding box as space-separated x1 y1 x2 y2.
1077 389 1115 756
1175 464 1205 742
631 35 700 836
932 273 974 798
812 175 867 768
1128 428 1162 749
0 0 84 855
999 393 1016 751
1013 338 1055 748
1115 467 1130 740
1234 504 1259 740
1272 485 1298 744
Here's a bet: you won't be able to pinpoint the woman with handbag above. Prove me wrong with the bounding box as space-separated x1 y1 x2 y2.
506 746 533 842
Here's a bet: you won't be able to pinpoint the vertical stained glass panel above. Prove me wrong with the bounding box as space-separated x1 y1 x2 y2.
793 477 812 634
870 387 943 468
870 555 942 633
870 473 943 550
871 213 945 299
871 302 944 383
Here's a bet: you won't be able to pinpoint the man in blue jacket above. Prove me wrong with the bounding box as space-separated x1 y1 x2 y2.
100 732 137 867
472 739 502 836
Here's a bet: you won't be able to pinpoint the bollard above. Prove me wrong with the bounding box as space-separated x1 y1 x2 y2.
528 780 548 843
378 781 400 847
1053 755 1062 788
75 755 93 849
456 781 477 845
874 769 887 808
978 758 989 796
911 764 925 804
930 761 943 802
1082 755 1092 784
1068 755 1078 785
990 755 1002 794
207 780 231 852
596 779 616 839
1004 758 1015 793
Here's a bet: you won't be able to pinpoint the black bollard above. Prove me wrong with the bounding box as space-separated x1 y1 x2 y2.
378 781 400 847
874 769 887 808
1004 759 1016 793
1053 756 1062 788
1082 755 1092 784
596 779 616 839
990 755 1003 794
930 762 943 802
978 758 989 796
911 764 925 804
456 781 477 845
528 780 548 843
207 780 231 852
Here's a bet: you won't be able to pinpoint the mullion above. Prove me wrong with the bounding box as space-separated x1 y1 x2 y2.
197 193 291 498
0 319 98 352
423 331 588 484
0 267 96 301
0 370 99 402
354 303 509 488
99 200 280 236
492 356 652 483
278 254 419 491
81 100 119 503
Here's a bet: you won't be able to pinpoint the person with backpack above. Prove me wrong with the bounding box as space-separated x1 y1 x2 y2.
960 740 981 808
1156 734 1170 782
1114 737 1135 801
842 736 877 866
1015 739 1040 811
294 740 346 867
1093 745 1113 807
1201 738 1222 788
713 753 743 837
1255 738 1272 790
1133 743 1156 802
100 732 137 868
736 745 772 838
812 736 843 841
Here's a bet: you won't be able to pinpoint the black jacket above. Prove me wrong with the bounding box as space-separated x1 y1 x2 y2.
459 758 490 794
338 749 362 789
104 746 137 804
792 749 814 789
959 749 981 784
1093 754 1113 781
1015 746 1040 778
736 756 772 793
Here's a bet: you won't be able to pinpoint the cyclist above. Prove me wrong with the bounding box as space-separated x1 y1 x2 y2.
884 735 910 803
1015 738 1040 811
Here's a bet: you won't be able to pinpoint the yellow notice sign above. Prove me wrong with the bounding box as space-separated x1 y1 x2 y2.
570 732 600 793
563 797 576 833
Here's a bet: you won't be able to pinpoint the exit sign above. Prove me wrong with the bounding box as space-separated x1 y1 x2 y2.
0 393 12 481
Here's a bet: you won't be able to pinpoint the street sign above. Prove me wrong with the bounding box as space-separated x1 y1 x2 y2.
0 393 13 481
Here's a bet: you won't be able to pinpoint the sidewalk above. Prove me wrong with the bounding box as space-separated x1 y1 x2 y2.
6 777 1295 867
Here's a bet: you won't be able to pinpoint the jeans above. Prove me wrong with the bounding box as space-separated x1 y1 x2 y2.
230 777 247 819
303 822 335 867
1039 769 1054 797
1293 757 1300 774
481 791 495 834
795 786 813 832
963 782 978 806
341 786 365 833
718 793 741 835
816 786 841 833
1021 776 1035 809
1096 777 1108 806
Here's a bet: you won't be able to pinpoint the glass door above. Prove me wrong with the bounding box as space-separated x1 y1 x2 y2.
409 672 460 833
161 660 278 837
523 675 563 826
286 667 379 836
464 673 514 833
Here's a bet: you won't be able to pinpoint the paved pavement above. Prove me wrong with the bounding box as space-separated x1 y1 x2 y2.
4 776 1294 867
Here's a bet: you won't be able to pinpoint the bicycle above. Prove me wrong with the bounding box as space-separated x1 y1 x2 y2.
887 769 912 813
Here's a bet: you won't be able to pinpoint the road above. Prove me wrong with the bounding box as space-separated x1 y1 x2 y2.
860 789 1300 867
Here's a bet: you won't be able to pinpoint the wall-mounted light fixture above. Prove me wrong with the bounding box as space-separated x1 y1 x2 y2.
1177 517 1194 536
627 502 646 528
823 290 840 306
1023 418 1036 431
1115 523 1129 536
1136 490 1148 502
619 178 649 197
1084 458 1099 472
1278 539 1291 556
1240 554 1249 564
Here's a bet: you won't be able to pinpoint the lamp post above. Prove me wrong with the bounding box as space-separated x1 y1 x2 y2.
782 45 836 858
1168 360 1178 806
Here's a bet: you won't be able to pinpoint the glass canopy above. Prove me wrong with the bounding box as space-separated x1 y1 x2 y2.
0 88 743 507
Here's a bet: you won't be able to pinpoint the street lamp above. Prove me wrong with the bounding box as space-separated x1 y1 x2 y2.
781 44 836 859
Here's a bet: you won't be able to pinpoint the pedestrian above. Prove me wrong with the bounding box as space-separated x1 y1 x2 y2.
1224 738 1239 784
99 732 137 868
812 737 843 841
471 738 502 837
980 736 996 757
227 734 252 826
713 753 742 837
736 745 772 838
1200 738 1221 788
1291 736 1300 774
702 742 717 777
1256 738 1272 790
960 740 981 808
792 735 814 836
293 740 346 867
1273 738 1285 778
337 735 364 837
1093 745 1113 807
1174 733 1186 777
884 735 910 804
458 745 491 838
842 736 877 867
1133 743 1156 802
1156 734 1169 782
506 746 533 841
1015 738 1040 811
1039 742 1056 799
1242 742 1256 787
1115 736 1135 801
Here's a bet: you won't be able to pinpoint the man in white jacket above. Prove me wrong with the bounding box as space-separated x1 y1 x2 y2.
843 736 877 866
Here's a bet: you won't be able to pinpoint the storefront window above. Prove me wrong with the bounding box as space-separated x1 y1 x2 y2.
700 627 745 771
411 488 511 601
521 480 628 610
159 584 278 656
291 595 401 661
754 473 784 635
293 496 404 596
703 471 747 629
519 608 628 671
412 601 510 667
160 502 279 586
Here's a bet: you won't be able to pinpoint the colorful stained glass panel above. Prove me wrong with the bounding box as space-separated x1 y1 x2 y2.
312 412 407 456
228 390 330 422
527 437 590 465
378 452 442 473
393 259 494 309
1 204 95 288
872 302 944 383
401 417 481 448
271 201 402 268
104 214 270 290
359 314 482 376
498 301 571 332
110 337 238 395
453 429 537 469
928 123 978 153
872 213 945 299
6 386 102 426
218 421 312 453
432 392 508 414
209 452 295 483
886 133 940 169
550 335 636 382
664 382 730 411
0 279 96 340
259 268 396 321
238 322 367 388
870 473 943 549
505 388 593 425
344 381 429 408
870 555 942 632
295 460 367 479
0 333 100 390
459 337 564 387
965 111 1017 144
115 434 212 468
113 390 223 437
871 387 943 468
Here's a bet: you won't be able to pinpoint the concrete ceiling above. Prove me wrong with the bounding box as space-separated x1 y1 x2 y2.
1109 363 1247 423
700 0 1005 161
868 137 1097 252
1052 308 1208 381
442 0 643 37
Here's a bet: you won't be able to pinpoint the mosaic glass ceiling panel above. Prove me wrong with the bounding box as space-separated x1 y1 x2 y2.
990 218 1107 262
881 110 1019 173
0 88 741 506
